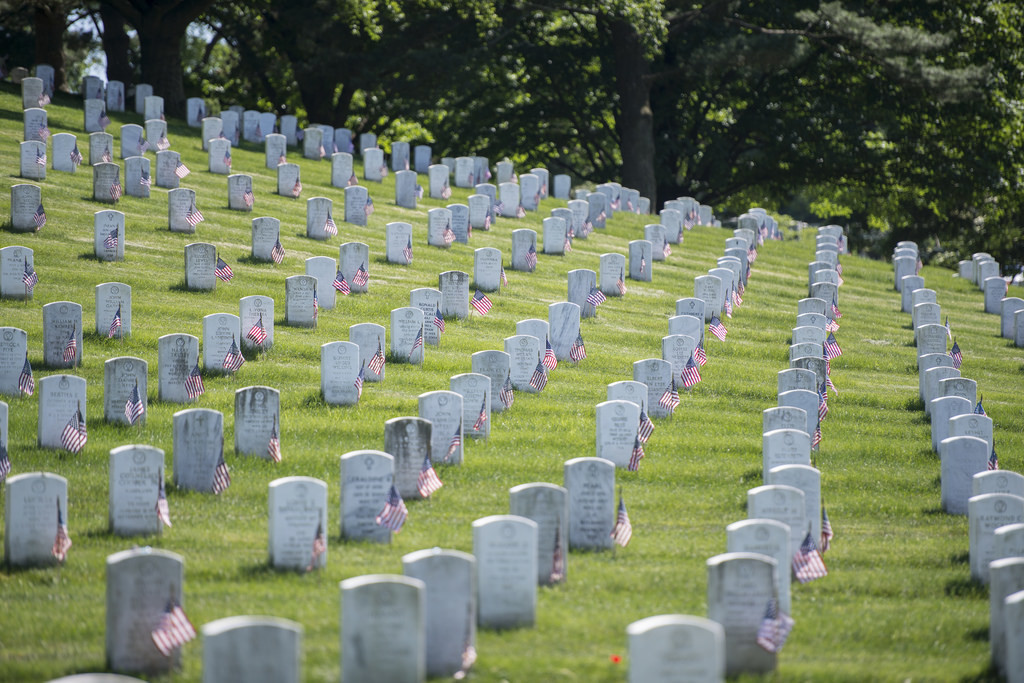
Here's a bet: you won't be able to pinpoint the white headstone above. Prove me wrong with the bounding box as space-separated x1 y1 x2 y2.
706 552 778 676
202 313 241 375
340 575 426 682
4 472 69 566
240 295 275 352
418 390 463 464
940 435 990 514
969 493 1024 583
473 515 538 628
471 350 511 414
509 483 569 585
564 457 615 550
201 616 303 683
626 615 725 683
103 356 146 426
268 476 328 570
172 408 224 492
108 444 162 535
42 301 82 368
339 450 394 542
747 484 806 559
158 333 200 403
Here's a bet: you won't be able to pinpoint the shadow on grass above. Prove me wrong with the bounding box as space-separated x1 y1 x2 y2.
966 625 989 641
168 280 216 293
945 575 985 598
302 392 329 409
959 663 1001 682
237 254 273 266
950 551 969 565
739 468 760 485
905 397 925 412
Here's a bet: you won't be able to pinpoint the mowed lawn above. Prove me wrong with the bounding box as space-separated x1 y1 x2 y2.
1 83 1023 682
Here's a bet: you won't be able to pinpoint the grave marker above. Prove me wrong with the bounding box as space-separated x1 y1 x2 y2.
339 450 394 542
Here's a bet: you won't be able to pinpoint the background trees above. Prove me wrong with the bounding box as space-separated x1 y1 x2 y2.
4 0 1022 267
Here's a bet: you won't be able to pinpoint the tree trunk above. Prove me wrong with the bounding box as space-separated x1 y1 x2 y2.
33 3 66 91
610 18 657 207
137 11 189 116
100 3 133 85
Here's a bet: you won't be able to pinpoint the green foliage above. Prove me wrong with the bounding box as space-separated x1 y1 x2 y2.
2 87 1023 681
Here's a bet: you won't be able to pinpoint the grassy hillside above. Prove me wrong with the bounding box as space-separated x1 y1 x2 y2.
1 83 1022 682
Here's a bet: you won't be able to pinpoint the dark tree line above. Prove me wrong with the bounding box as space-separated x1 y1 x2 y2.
3 1 1022 267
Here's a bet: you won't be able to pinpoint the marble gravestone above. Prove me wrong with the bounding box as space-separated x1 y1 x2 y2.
427 208 455 249
0 327 30 396
975 471 1024 498
349 323 386 383
154 150 181 190
169 188 200 234
202 313 241 375
498 182 521 218
52 133 79 174
767 464 822 548
448 203 470 244
277 163 301 198
251 217 282 263
694 275 723 321
268 476 328 571
90 132 114 166
607 380 649 416
363 147 385 181
668 315 705 349
969 493 1024 584
726 518 792 615
473 515 538 629
439 270 470 320
418 391 464 465
201 117 223 151
395 170 417 209
37 375 87 450
747 484 807 559
505 335 542 394
158 334 200 403
42 301 82 368
340 575 426 682
626 615 725 683
227 174 254 212
706 552 779 676
428 164 450 200
103 356 146 425
633 358 674 420
4 472 69 566
628 240 653 282
92 162 120 203
108 444 163 535
284 275 318 328
105 548 187 674
595 400 642 469
201 616 303 683
386 222 414 266
183 242 217 291
474 247 503 292
321 341 362 406
343 185 369 227
762 429 811 476
124 156 150 199
383 418 433 500
172 408 225 493
234 386 281 458
305 256 337 311
597 253 627 297
95 281 130 338
339 450 395 543
548 301 581 361
391 307 425 365
451 372 491 440
471 350 512 414
240 295 275 352
509 482 569 586
265 133 287 168
401 549 477 678
564 457 615 550
410 288 442 346
306 197 335 241
567 269 599 319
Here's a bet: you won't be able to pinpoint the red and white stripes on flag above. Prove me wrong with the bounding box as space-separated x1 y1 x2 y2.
417 453 443 498
61 407 87 453
611 495 632 547
151 602 196 656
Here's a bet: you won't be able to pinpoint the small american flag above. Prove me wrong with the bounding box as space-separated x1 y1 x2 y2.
611 495 632 547
825 315 840 333
975 398 986 416
214 257 234 282
324 212 338 237
628 436 644 471
818 382 829 421
19 355 34 396
550 525 565 583
318 144 325 158
348 173 358 186
821 506 833 552
140 171 152 187
501 265 508 287
756 598 794 653
709 315 727 341
354 363 364 399
586 287 606 308
52 500 72 561
63 325 77 363
333 270 350 295
61 407 87 453
243 188 254 207
793 531 828 583
186 204 204 228
70 145 83 166
949 340 962 369
637 408 654 443
0 440 10 484
681 354 701 388
368 341 385 375
156 134 170 151
23 258 39 291
185 363 205 399
36 149 46 166
174 161 190 178
499 371 515 408
723 291 733 318
683 208 696 230
470 290 492 316
639 255 646 275
543 338 558 370
663 242 672 258
246 315 268 345
102 146 112 162
404 237 413 264
291 179 302 197
110 180 122 201
582 218 593 235
915 257 923 274
824 333 842 359
658 378 680 412
278 154 286 166
433 305 445 334
493 199 504 215
364 196 375 217
379 163 387 177
695 340 707 367
156 472 171 527
108 304 122 338
473 396 488 431
104 227 119 249
223 336 245 371
944 315 951 339
308 521 326 572
410 327 424 356
812 421 822 449
833 296 843 320
442 222 456 246
353 263 369 287
212 451 230 494
312 289 319 322
564 231 573 253
445 420 462 461
270 239 285 264
98 109 110 129
525 244 537 271
989 445 999 470
416 184 423 199
375 484 408 532
516 204 527 219
268 420 281 463
611 196 620 211
38 123 51 141
417 453 443 497
617 269 627 295
529 359 548 392
151 601 195 656
569 333 586 363
255 123 263 140
732 288 742 307
823 348 831 377
38 92 51 106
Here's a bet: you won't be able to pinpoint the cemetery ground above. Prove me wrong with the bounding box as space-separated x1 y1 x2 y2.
1 83 1023 681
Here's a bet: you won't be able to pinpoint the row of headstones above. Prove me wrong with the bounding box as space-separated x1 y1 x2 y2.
960 253 1024 346
19 70 153 113
893 242 1024 679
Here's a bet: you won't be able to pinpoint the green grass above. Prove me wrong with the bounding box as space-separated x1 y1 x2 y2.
1 83 1023 681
